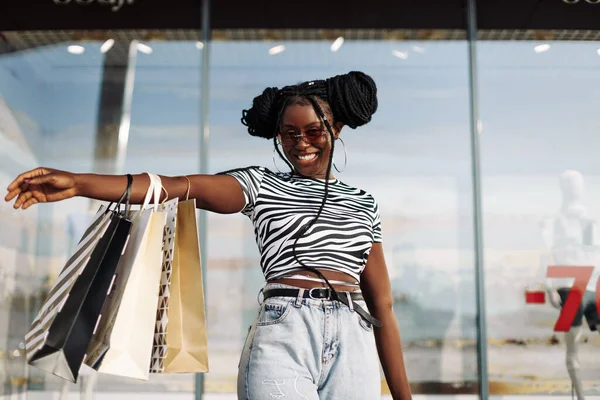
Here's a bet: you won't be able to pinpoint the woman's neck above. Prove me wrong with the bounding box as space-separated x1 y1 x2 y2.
292 170 336 181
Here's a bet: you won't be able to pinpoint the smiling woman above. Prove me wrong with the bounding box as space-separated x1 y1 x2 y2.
278 106 333 179
220 73 381 288
238 72 377 180
4 70 412 399
212 72 412 398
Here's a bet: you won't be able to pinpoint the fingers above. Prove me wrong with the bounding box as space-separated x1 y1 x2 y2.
4 182 28 202
5 167 60 210
5 170 52 206
4 187 22 202
13 191 33 209
22 197 39 210
26 175 53 186
6 168 47 191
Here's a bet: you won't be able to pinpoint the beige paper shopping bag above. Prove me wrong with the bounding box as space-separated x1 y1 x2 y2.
162 198 209 373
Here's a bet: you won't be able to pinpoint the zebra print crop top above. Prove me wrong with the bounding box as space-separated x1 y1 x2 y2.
223 166 382 282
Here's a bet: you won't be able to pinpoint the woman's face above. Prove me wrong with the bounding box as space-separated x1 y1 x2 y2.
278 102 341 180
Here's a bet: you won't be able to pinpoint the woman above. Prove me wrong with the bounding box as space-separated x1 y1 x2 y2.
5 71 412 399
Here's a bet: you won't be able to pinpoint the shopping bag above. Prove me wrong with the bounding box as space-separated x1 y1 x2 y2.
161 197 209 373
85 173 166 380
83 207 156 368
24 177 133 383
149 196 179 373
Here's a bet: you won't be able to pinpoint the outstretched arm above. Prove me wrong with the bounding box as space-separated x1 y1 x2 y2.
5 167 246 214
361 242 412 400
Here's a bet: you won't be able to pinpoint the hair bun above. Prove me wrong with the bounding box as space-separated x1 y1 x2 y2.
326 71 378 129
241 86 280 139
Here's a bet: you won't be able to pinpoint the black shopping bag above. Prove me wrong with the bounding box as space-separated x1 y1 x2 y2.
24 175 133 383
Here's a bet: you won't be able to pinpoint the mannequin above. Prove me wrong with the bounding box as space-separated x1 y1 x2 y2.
542 170 600 400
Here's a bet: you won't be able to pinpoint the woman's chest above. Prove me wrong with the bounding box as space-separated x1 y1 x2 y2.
253 191 373 232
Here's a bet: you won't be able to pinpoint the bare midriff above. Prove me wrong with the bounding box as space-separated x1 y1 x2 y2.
268 268 361 292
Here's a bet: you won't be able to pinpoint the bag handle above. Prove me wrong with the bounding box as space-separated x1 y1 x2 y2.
148 173 163 211
108 174 133 215
140 172 162 211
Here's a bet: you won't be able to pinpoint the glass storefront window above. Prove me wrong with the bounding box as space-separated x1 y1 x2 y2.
0 30 202 397
3 22 600 400
0 37 106 396
479 39 600 397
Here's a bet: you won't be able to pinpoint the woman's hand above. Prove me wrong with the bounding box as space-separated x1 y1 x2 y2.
4 167 78 209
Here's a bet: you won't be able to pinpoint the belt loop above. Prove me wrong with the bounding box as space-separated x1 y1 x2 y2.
295 288 305 308
346 292 354 312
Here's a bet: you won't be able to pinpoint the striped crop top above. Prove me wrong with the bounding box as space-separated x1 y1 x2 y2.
223 166 382 282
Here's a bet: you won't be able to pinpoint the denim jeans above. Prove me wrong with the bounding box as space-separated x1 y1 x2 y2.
237 283 381 399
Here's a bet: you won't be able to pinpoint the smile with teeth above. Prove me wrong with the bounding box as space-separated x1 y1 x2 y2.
297 153 318 161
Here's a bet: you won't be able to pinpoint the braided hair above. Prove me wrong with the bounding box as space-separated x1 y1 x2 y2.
240 71 378 292
241 70 378 140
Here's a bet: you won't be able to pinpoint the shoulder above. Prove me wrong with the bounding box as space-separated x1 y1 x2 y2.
217 165 266 175
217 165 280 179
365 192 380 214
336 180 379 204
334 181 380 218
217 166 293 185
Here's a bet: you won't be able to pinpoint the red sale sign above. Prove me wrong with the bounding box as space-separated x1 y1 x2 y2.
547 266 600 332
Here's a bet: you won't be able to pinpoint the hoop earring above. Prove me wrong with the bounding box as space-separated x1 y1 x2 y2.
333 137 348 173
272 147 283 173
273 140 294 173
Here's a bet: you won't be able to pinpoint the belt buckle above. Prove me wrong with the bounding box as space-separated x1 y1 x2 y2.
309 287 331 300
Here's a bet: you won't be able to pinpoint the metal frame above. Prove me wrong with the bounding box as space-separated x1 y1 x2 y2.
466 0 490 398
195 0 211 398
115 40 138 175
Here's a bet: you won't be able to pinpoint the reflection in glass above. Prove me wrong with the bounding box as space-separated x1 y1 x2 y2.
479 40 600 397
0 40 106 396
539 170 600 400
0 31 202 397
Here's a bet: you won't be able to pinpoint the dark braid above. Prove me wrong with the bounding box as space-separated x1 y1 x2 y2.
240 71 377 140
326 72 378 129
288 96 338 292
240 71 378 293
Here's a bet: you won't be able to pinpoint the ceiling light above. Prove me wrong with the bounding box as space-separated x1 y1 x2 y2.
411 45 426 53
100 39 115 54
196 41 204 50
136 43 153 54
392 50 408 59
597 48 600 56
330 37 344 52
534 44 551 53
67 45 85 55
268 45 286 55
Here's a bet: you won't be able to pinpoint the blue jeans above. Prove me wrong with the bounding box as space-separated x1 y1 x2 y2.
237 283 381 399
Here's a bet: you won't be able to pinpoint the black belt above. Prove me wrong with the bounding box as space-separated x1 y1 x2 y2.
263 288 382 328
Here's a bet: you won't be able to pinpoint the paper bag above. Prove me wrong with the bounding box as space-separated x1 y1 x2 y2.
85 173 166 380
162 198 209 373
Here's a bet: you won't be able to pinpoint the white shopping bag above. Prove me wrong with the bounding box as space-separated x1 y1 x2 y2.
84 173 167 380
